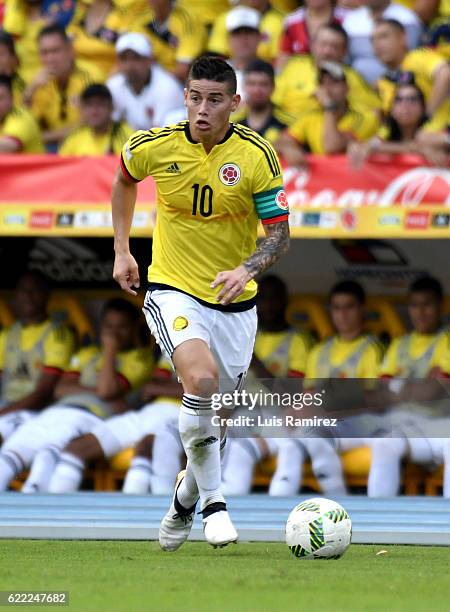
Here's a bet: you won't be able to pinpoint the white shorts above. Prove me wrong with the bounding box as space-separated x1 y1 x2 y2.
143 289 257 392
0 410 35 442
93 399 181 458
2 406 102 465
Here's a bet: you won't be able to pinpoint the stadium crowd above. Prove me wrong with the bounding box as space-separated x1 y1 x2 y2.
0 270 449 496
0 0 448 159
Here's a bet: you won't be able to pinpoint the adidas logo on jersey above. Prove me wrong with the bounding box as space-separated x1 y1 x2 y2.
165 162 181 174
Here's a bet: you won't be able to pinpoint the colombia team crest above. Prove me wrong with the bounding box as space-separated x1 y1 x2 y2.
276 190 289 211
219 163 241 186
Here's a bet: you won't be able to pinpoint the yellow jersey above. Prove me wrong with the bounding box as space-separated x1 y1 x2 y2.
377 47 448 113
178 0 229 27
68 5 132 80
133 4 207 73
273 55 382 115
254 329 312 377
30 62 101 133
288 106 379 154
121 121 288 309
231 105 294 144
64 344 153 416
3 3 46 83
59 122 133 156
208 5 285 63
11 73 26 106
0 105 44 152
380 330 450 378
0 319 75 403
305 334 383 380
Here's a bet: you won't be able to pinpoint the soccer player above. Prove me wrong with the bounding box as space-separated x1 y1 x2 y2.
48 354 184 495
368 276 450 497
0 271 74 443
112 56 290 550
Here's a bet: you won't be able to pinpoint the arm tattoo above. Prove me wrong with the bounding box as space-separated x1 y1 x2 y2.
244 221 290 279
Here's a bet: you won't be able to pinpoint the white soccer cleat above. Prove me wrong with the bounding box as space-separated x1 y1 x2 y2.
203 509 238 549
159 471 197 552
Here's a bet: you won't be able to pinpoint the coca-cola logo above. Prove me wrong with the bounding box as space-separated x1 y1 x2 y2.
284 164 450 207
404 211 430 229
29 211 54 229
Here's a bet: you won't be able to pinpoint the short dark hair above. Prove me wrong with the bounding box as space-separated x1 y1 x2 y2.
244 59 275 83
329 280 366 304
409 276 443 301
375 18 406 34
317 22 349 48
0 30 16 56
101 298 141 323
188 55 237 95
0 74 12 93
38 24 70 44
81 83 113 104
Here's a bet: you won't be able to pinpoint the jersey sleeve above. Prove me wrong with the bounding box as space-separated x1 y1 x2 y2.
66 346 98 376
117 348 153 390
379 339 401 378
120 129 158 182
42 325 75 374
288 333 311 377
252 139 288 225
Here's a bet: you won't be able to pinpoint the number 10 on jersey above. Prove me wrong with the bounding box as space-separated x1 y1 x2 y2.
192 184 213 217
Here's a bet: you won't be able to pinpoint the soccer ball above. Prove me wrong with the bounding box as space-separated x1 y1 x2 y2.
286 497 352 560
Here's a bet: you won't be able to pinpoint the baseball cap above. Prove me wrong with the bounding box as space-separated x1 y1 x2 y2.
116 33 152 58
226 6 261 33
318 61 346 82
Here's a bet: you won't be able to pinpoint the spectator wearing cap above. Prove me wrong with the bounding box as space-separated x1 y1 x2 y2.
208 0 284 64
348 81 449 168
59 83 133 155
106 33 184 131
0 75 44 153
132 0 207 83
232 59 294 144
25 24 103 150
224 6 263 100
273 23 381 117
277 0 349 70
275 61 379 166
0 31 25 105
373 19 450 117
342 0 423 84
67 0 133 81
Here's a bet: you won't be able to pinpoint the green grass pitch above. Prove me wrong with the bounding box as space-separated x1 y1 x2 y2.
0 540 449 612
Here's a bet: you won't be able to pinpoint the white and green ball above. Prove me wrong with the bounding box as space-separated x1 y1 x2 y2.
286 497 352 560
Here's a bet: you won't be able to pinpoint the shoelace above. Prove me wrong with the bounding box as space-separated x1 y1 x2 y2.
172 512 193 525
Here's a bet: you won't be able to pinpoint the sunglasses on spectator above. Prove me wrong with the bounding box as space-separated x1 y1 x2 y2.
394 95 422 103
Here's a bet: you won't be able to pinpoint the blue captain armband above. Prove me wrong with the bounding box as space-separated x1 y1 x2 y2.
253 187 289 225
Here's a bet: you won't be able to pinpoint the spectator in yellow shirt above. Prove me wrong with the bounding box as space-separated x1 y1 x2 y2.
67 0 132 81
208 0 285 64
0 75 43 153
348 81 449 168
178 0 229 29
232 59 294 144
373 18 450 116
133 0 207 83
59 83 133 155
273 23 381 116
276 61 379 166
0 31 25 105
25 24 102 149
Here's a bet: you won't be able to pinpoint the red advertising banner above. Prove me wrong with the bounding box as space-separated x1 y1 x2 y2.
0 154 448 238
